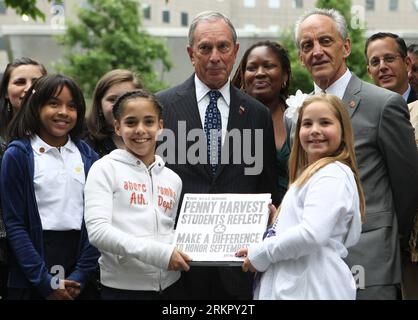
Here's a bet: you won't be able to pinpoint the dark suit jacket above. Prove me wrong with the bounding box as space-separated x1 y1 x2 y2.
156 74 280 298
342 75 418 290
407 88 417 104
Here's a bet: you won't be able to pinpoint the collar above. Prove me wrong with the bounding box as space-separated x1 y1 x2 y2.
402 84 411 102
31 134 76 155
194 74 231 106
314 69 352 99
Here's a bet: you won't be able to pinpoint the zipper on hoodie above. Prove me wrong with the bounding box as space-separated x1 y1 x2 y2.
148 164 163 293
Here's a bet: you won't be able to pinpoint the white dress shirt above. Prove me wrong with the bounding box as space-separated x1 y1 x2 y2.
402 84 412 102
314 69 352 99
195 75 230 145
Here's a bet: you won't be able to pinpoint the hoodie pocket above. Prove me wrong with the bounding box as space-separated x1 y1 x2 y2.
116 255 156 275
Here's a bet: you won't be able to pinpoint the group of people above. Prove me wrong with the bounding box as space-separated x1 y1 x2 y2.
0 8 417 301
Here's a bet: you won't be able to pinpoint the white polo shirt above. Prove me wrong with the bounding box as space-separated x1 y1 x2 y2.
31 135 85 231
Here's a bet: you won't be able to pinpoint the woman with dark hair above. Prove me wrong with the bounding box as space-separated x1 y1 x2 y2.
232 40 291 195
1 74 99 300
84 69 143 157
0 57 47 141
0 57 46 300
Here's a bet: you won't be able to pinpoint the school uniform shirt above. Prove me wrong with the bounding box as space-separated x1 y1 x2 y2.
31 135 85 230
84 150 182 291
0 138 99 297
248 161 362 300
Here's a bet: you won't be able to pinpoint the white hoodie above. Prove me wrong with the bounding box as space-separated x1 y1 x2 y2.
84 149 182 291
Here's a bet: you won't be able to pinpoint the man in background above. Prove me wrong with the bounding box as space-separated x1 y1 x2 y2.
365 33 416 103
407 44 418 99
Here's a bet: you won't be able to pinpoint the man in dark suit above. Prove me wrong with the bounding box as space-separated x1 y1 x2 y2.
407 44 418 98
293 8 418 299
365 33 417 103
156 11 280 299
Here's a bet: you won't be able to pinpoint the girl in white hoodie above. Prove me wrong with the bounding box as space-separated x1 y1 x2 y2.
237 94 365 300
84 90 190 300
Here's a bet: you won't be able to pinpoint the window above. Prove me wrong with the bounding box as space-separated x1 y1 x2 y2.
0 0 7 14
162 10 170 23
181 12 188 27
243 24 257 31
389 0 398 11
244 0 256 8
143 4 151 19
0 37 5 50
268 0 280 8
269 25 280 33
365 0 375 11
293 0 303 9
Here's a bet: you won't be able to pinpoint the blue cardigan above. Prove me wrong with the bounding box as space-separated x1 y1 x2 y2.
0 138 100 297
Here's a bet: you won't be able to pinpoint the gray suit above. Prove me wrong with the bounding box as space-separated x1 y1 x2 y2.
343 75 418 292
286 74 418 299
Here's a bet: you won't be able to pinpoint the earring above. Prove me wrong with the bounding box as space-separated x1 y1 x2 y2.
7 100 11 113
282 81 287 89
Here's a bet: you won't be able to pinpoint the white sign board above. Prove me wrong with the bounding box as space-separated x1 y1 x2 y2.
173 193 271 266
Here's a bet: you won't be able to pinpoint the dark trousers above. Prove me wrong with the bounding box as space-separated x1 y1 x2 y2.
356 284 402 300
401 250 418 299
8 230 98 300
176 266 253 300
0 238 8 300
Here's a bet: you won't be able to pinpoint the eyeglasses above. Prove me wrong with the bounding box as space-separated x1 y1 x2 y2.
368 54 403 68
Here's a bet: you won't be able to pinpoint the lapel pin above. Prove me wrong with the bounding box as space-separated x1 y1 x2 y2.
349 101 356 108
239 105 245 115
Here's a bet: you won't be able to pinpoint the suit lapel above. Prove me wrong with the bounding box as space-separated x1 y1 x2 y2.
174 75 202 130
172 75 211 178
342 74 362 118
226 86 247 132
214 86 248 179
407 88 417 104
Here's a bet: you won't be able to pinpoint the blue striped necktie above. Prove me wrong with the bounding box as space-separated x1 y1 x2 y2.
204 90 222 175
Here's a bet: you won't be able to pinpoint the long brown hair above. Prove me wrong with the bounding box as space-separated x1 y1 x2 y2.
86 69 143 141
288 94 365 222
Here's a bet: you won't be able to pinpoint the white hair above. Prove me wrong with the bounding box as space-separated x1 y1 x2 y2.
294 8 348 49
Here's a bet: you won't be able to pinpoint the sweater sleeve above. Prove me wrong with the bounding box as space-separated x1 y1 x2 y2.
84 160 174 270
0 147 54 297
248 172 353 272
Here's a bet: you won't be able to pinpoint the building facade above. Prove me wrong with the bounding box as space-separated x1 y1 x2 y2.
0 0 417 86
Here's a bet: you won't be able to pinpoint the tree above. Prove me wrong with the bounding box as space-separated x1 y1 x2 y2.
4 0 62 21
280 0 368 95
55 0 172 96
280 29 314 95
